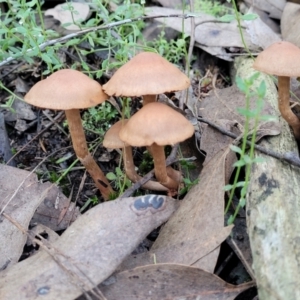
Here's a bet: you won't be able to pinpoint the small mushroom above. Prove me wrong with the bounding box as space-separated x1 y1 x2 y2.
24 69 114 200
103 119 168 192
119 102 194 191
253 41 300 140
102 52 190 105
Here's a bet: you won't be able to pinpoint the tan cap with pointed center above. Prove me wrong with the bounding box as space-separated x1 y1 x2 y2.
119 102 194 146
103 52 190 97
24 69 108 109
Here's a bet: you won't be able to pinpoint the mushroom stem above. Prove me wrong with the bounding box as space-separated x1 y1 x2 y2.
278 76 300 140
150 143 179 190
123 146 168 192
143 95 156 106
65 109 114 200
146 146 182 183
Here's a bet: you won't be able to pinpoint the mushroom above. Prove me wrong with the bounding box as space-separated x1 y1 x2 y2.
103 119 169 192
102 52 190 105
253 41 300 140
119 102 195 191
24 69 114 200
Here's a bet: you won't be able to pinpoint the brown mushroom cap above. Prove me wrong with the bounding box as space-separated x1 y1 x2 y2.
119 102 194 146
103 119 128 149
24 69 108 109
102 52 190 97
253 41 300 77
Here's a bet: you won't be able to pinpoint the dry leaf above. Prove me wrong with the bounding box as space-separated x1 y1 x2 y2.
244 8 281 49
0 195 179 300
145 7 259 61
244 0 285 19
150 150 229 273
99 264 255 300
281 2 300 47
3 97 36 122
30 187 80 232
45 2 90 30
0 164 60 269
0 112 15 166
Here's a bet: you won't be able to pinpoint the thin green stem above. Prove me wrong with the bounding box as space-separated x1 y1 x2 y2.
231 0 254 60
225 89 251 215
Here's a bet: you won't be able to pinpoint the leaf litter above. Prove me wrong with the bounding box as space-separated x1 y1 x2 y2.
2 1 298 299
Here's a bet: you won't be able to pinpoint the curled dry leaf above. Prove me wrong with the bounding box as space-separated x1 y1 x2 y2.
0 195 179 300
99 264 255 300
0 164 69 270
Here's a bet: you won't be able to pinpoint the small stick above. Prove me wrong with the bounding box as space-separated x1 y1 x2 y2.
198 117 300 168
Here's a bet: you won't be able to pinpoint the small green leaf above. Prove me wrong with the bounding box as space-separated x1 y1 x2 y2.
257 80 267 98
41 53 53 64
230 145 242 154
219 14 235 22
239 197 246 207
236 181 245 187
233 160 246 167
224 184 233 191
236 76 248 93
243 155 251 164
65 39 80 46
227 215 234 225
106 172 117 180
241 13 258 21
252 157 265 163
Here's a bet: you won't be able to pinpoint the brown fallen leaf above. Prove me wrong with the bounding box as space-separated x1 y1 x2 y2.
0 164 70 270
99 264 255 300
148 149 229 273
31 186 80 232
0 195 179 300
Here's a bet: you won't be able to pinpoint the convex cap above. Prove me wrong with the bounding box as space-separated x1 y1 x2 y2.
253 41 300 77
119 102 194 146
103 120 128 149
25 69 108 110
103 52 190 97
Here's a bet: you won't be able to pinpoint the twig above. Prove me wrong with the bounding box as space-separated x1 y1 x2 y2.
186 0 195 73
198 117 300 168
0 13 198 68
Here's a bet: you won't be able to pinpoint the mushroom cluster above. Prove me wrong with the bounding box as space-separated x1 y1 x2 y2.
24 52 194 199
103 52 194 193
253 41 300 140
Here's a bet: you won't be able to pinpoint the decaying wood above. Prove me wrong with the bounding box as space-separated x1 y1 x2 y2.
235 57 300 300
